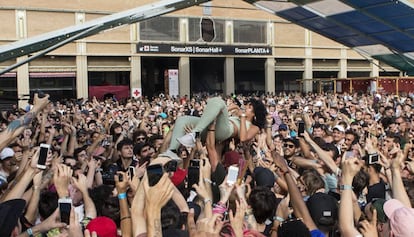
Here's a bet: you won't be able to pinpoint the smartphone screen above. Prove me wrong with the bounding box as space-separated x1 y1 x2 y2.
369 154 379 164
298 121 305 136
128 166 135 180
190 159 200 168
147 164 163 186
227 166 239 185
37 144 50 169
188 166 199 189
344 151 355 160
58 198 72 225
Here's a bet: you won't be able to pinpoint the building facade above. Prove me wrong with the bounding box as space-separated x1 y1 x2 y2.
0 0 399 107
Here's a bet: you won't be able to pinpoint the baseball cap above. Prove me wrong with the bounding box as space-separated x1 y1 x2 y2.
384 199 414 237
283 137 299 147
369 199 387 223
0 147 14 160
86 216 120 237
222 151 242 168
333 125 345 133
306 192 338 227
0 199 26 237
278 124 288 131
254 167 275 188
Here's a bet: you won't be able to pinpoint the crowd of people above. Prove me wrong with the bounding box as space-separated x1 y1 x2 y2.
1 90 414 237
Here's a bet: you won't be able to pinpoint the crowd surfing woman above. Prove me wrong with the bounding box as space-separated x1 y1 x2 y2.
163 97 266 159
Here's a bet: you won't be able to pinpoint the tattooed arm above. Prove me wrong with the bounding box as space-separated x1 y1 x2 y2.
143 173 174 237
0 93 49 151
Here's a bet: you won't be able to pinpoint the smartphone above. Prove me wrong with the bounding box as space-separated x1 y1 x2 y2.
58 198 72 225
128 166 135 180
190 159 200 167
188 166 200 189
344 151 355 160
298 121 305 136
37 143 50 169
368 154 379 164
227 166 239 185
164 160 178 173
147 164 163 186
118 173 123 182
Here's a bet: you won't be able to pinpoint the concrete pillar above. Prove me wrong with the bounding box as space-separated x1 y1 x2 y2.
130 56 141 90
76 55 88 99
15 10 29 108
339 48 347 78
17 56 30 109
265 58 275 94
303 30 313 92
224 57 235 96
179 56 190 97
75 12 88 99
303 48 313 92
370 59 379 77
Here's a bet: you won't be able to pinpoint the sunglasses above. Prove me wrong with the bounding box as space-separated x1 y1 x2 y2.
284 143 295 148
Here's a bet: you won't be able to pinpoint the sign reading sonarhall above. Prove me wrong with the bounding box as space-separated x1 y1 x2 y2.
137 42 272 56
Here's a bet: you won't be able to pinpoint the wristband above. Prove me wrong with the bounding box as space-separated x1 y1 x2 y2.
118 192 127 200
121 216 131 221
275 216 285 222
26 228 34 237
204 198 212 204
240 113 247 118
340 184 353 191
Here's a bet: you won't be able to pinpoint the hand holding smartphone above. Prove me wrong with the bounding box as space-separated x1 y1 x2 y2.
37 143 51 169
58 198 72 225
226 166 239 185
344 151 355 160
298 121 305 137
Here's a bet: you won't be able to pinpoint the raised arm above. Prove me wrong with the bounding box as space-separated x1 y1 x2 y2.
272 150 317 231
303 131 338 174
0 94 49 151
339 158 363 237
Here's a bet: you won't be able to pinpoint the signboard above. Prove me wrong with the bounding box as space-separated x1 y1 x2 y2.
137 43 272 56
131 88 142 98
168 69 179 97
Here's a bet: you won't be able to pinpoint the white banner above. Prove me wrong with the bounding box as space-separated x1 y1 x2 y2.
131 88 142 98
168 69 179 97
336 81 342 93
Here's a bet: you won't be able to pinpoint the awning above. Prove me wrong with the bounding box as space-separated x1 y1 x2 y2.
0 72 16 78
29 72 76 78
245 0 414 75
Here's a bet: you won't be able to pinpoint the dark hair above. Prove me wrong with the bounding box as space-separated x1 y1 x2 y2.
132 129 147 143
90 185 120 226
352 170 369 196
38 191 58 219
277 218 311 237
161 200 181 229
345 130 359 145
117 138 133 151
301 169 325 196
110 122 122 135
249 98 267 129
248 186 278 224
73 145 87 159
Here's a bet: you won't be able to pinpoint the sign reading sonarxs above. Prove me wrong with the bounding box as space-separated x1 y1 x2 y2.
137 43 272 56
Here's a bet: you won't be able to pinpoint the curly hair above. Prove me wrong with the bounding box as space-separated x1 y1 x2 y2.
249 98 267 129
